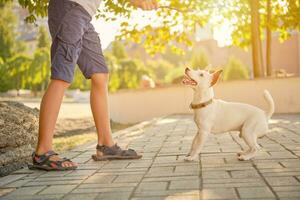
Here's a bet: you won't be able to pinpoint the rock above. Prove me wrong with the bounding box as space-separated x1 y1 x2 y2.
0 101 39 176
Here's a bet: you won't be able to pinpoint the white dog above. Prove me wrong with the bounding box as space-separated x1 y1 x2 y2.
182 67 275 161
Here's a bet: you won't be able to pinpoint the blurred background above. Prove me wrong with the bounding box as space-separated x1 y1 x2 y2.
0 0 299 151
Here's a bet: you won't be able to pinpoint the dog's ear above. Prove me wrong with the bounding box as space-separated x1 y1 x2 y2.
210 70 223 87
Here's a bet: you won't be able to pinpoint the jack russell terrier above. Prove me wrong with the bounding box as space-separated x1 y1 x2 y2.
182 67 275 161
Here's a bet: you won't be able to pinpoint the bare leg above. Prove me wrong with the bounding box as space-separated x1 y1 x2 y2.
36 79 76 167
185 130 209 161
90 73 114 148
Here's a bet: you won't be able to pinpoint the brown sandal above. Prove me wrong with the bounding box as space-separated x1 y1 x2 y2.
28 151 77 171
92 144 142 161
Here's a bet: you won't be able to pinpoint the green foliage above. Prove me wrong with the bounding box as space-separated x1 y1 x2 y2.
0 57 11 92
0 0 48 23
70 68 91 90
223 57 250 81
37 26 50 48
105 41 152 92
190 48 209 69
146 60 173 83
6 53 32 90
164 67 184 84
0 3 18 61
1 0 299 56
111 41 127 59
28 47 50 91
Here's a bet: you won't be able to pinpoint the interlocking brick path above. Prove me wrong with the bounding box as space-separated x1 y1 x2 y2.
0 114 299 200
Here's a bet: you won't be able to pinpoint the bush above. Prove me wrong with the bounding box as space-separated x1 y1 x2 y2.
146 60 174 84
223 57 250 81
165 67 184 84
190 48 209 69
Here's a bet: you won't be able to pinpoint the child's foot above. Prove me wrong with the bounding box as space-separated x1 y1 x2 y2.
28 150 77 171
92 144 142 161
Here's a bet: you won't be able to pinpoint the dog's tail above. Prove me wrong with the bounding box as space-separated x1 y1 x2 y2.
263 90 275 119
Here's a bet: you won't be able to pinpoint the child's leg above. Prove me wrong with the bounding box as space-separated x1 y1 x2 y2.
90 73 114 147
36 79 76 167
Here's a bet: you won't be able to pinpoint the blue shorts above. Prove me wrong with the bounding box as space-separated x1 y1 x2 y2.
48 0 108 83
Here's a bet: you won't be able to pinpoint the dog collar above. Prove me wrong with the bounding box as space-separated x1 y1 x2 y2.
190 99 213 110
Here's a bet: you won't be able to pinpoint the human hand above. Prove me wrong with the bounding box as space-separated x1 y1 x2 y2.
130 0 159 10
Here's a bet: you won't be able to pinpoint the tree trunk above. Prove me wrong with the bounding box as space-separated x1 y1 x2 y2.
266 0 272 76
249 0 263 78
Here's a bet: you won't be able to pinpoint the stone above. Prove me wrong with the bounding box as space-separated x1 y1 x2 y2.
0 101 39 176
201 188 238 199
237 187 275 198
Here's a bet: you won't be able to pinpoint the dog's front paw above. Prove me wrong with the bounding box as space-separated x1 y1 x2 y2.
238 155 250 161
184 155 196 162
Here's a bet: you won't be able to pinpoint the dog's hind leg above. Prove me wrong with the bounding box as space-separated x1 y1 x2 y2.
184 130 209 161
238 126 259 161
237 149 251 157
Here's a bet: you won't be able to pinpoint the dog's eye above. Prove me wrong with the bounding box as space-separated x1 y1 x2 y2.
199 73 204 77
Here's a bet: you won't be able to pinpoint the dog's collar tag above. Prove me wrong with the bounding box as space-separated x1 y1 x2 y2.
190 99 213 110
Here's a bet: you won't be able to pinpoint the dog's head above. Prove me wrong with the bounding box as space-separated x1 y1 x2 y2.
182 67 222 90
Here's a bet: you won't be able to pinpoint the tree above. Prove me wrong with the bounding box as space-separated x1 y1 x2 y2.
70 67 91 90
105 42 152 91
28 48 50 92
266 0 272 76
6 54 32 93
0 57 12 92
223 57 250 80
1 0 300 79
37 26 50 48
249 0 264 77
111 41 127 59
190 48 209 70
0 3 18 61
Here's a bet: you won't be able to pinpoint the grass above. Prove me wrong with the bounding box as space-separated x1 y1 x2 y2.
53 120 133 152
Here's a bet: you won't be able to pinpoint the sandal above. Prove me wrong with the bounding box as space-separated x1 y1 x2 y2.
92 144 142 161
28 150 77 171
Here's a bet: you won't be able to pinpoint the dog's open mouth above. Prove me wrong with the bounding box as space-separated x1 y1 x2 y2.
182 74 197 86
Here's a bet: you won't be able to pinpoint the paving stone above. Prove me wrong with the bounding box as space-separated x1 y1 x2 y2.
143 176 198 182
96 192 131 200
230 170 260 178
0 188 15 198
39 184 77 194
2 179 31 188
237 187 275 198
83 175 116 184
25 179 82 186
113 174 144 183
2 194 64 200
203 178 263 184
4 186 46 196
169 179 199 190
71 187 134 194
202 171 230 179
134 190 199 197
78 182 138 189
1 114 299 199
62 193 98 200
164 196 199 200
136 181 168 191
0 174 27 187
201 188 238 199
265 176 300 186
276 191 300 198
203 181 266 188
272 185 300 192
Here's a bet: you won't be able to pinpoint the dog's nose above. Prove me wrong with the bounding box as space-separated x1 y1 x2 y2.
185 67 190 73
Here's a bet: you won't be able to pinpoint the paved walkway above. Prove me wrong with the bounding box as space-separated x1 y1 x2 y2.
0 114 299 200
